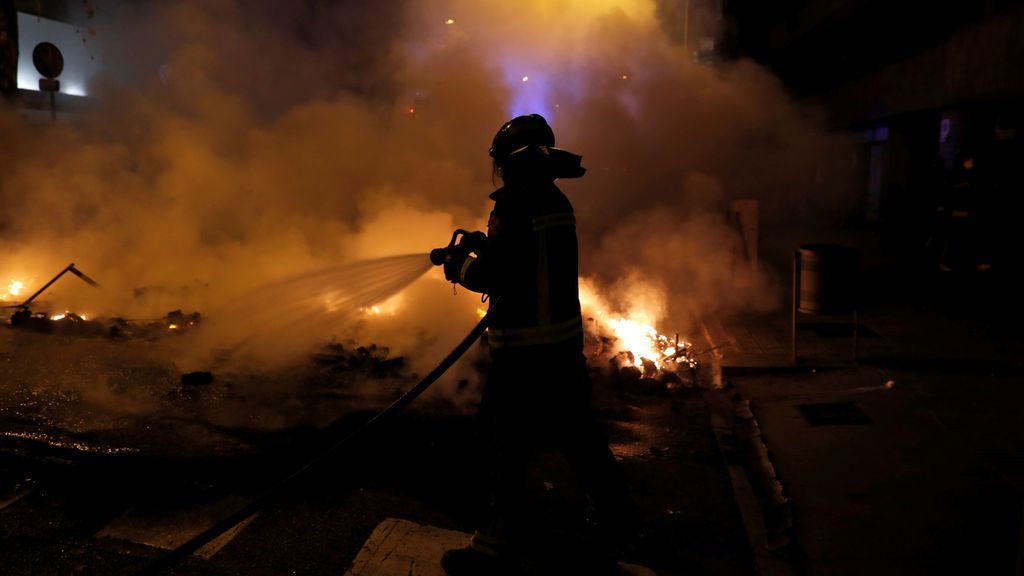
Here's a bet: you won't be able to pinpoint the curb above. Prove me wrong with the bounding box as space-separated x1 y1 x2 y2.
699 318 799 576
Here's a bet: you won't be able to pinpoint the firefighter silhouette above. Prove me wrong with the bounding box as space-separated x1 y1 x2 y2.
439 114 633 575
935 151 993 272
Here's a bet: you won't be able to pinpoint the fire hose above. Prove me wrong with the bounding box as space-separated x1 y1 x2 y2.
136 302 495 575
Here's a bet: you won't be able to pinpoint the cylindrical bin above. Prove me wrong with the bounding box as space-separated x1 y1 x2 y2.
797 244 859 315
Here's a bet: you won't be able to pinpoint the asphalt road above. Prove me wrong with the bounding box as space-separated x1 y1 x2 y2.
0 326 755 576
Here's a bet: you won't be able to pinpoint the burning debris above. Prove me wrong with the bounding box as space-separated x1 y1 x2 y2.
164 309 202 332
4 259 693 403
180 371 214 386
2 263 102 332
1 262 207 339
104 310 203 339
7 306 203 339
4 279 24 301
577 279 698 392
0 263 100 309
10 308 97 334
311 342 408 380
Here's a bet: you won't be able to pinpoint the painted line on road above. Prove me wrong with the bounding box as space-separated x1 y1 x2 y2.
0 486 34 511
95 496 258 559
345 518 655 576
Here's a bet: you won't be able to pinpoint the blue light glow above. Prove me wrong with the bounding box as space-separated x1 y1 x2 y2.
505 68 553 119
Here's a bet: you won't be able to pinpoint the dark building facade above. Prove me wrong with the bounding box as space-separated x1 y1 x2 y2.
728 0 1024 274
0 0 16 97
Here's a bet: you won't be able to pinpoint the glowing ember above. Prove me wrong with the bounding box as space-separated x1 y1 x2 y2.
6 279 24 299
359 294 403 317
50 311 88 322
445 18 455 25
168 324 179 330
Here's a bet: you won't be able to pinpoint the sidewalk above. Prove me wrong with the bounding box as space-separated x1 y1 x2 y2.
707 296 1024 575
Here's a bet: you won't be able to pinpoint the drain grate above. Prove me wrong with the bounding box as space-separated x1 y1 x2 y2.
977 448 1024 474
798 401 871 426
797 322 878 338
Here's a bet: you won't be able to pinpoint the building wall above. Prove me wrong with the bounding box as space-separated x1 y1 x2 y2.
824 4 1024 126
0 0 16 96
730 0 1024 274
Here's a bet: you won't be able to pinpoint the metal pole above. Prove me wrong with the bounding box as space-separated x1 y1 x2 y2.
853 249 860 363
683 0 690 53
67 265 100 287
792 250 799 364
17 264 74 308
1016 500 1024 576
852 309 859 362
13 263 100 309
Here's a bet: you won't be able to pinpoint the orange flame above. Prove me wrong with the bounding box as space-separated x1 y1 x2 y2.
358 294 404 317
5 279 25 300
579 279 692 370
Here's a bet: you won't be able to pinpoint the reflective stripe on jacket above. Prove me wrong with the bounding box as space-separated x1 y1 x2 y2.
457 181 584 350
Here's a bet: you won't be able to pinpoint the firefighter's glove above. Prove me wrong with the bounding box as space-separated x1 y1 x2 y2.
461 231 488 253
443 253 471 284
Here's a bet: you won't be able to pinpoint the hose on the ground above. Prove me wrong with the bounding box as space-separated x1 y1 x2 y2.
136 304 494 575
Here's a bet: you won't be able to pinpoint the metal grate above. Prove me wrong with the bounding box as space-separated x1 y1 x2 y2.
798 322 878 338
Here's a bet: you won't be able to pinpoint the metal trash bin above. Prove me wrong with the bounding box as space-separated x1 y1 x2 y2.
798 244 859 315
792 244 861 363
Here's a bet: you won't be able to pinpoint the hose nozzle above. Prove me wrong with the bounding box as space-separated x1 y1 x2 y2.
430 229 487 267
429 248 449 266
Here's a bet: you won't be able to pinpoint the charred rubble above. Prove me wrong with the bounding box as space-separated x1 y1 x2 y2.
5 306 203 339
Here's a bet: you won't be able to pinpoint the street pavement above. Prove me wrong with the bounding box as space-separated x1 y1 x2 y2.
0 328 756 576
708 273 1024 575
18 230 1017 575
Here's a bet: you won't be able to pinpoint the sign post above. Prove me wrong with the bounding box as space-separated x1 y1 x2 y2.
32 41 63 120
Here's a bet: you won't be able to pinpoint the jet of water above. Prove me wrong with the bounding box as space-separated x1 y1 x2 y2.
179 254 434 372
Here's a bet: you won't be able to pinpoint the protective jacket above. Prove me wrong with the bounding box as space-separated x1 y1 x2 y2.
454 180 583 351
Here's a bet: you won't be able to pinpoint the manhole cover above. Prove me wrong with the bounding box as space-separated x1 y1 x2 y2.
797 401 870 426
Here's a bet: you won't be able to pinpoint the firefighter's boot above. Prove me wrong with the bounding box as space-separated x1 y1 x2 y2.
441 533 520 576
441 547 522 576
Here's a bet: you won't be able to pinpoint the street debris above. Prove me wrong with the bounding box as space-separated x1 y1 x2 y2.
181 371 215 386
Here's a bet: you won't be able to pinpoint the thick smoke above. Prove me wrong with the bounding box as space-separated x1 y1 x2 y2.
0 1 856 388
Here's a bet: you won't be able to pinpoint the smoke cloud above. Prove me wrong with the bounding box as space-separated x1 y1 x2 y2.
0 1 856 392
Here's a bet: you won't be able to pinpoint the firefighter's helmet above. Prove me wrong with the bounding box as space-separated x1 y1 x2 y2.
489 114 555 166
488 114 585 180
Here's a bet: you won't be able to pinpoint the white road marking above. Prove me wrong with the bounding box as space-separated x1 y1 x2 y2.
95 496 257 559
0 486 34 511
344 518 656 576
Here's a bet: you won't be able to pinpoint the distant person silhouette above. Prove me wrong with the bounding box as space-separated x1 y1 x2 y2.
937 151 992 272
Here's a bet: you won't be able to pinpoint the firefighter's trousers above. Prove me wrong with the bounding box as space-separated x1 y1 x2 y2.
471 341 632 554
